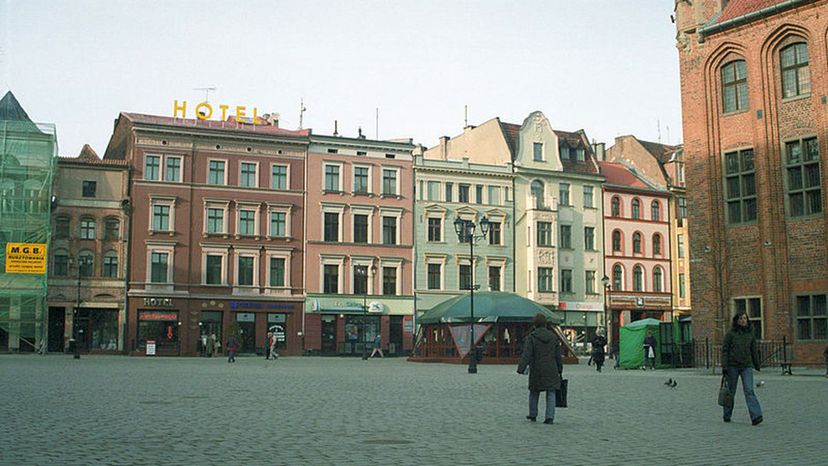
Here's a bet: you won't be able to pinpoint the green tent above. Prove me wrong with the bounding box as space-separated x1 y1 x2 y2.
618 318 663 369
418 292 561 324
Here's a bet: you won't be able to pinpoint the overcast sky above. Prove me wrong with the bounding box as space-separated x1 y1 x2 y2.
1 0 682 157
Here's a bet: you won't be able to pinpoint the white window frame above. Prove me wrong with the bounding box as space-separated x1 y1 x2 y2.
380 258 403 296
144 154 161 181
485 258 506 292
350 256 377 294
323 162 344 192
203 199 230 236
380 207 403 245
235 202 261 238
320 255 345 294
351 206 374 244
164 155 183 182
381 166 400 196
426 215 443 243
207 158 228 186
270 163 290 190
321 203 345 242
202 246 229 285
239 160 259 188
267 204 292 239
145 241 175 286
234 247 259 288
265 248 292 291
425 255 446 291
149 196 176 235
351 163 372 195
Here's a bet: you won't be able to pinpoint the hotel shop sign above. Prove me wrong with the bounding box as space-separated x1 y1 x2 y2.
608 294 672 311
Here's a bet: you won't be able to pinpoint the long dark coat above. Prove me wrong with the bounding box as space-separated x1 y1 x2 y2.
517 327 562 391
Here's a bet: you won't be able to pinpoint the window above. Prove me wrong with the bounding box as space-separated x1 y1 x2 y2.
427 264 442 290
103 251 118 278
631 199 641 219
781 43 810 99
678 197 687 220
560 269 573 293
537 222 553 247
206 255 223 285
475 185 483 204
459 264 472 291
445 183 453 202
584 227 595 250
238 210 256 236
55 217 70 239
353 167 369 193
353 265 368 294
53 254 69 276
585 270 595 294
382 216 397 245
653 267 663 292
679 273 686 298
559 183 570 206
735 297 763 340
653 233 662 256
560 225 572 249
488 221 501 245
150 252 168 283
633 266 643 291
533 142 543 161
576 148 585 161
721 60 748 113
427 218 441 242
324 213 339 242
80 218 96 240
165 157 182 182
538 268 554 292
489 266 501 291
79 252 94 278
678 234 685 258
270 212 286 237
104 219 120 240
531 181 544 209
583 186 594 208
458 184 470 203
207 208 224 234
82 181 97 198
323 265 339 293
237 256 254 286
324 164 341 191
269 258 285 287
382 169 397 195
353 214 368 243
560 145 570 160
208 160 226 185
612 230 622 253
612 265 623 291
271 165 288 190
145 155 161 181
795 294 826 341
651 201 660 221
152 205 170 232
785 137 822 217
633 232 642 254
427 181 440 200
382 267 397 295
240 162 257 188
488 186 501 205
725 149 757 224
611 197 621 217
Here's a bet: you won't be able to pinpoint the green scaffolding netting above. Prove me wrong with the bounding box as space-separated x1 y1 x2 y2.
0 91 57 352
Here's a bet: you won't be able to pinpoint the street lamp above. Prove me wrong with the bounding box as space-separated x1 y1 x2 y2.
356 264 376 361
453 215 490 374
68 255 82 360
602 275 611 352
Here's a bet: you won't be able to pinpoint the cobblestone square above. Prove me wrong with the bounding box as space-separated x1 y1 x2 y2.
2 355 826 465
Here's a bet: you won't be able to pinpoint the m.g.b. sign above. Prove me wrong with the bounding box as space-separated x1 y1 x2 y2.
5 243 47 274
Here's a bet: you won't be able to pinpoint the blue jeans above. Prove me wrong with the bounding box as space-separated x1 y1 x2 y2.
529 390 556 421
724 367 762 421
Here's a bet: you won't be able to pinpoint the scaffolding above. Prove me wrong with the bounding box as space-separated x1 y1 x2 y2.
0 91 57 352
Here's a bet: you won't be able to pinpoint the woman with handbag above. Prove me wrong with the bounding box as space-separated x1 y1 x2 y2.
721 311 763 425
517 313 563 425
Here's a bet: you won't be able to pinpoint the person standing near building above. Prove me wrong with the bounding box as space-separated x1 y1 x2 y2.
226 335 239 363
591 329 607 373
265 332 274 360
721 311 763 425
370 334 384 358
269 331 279 360
207 333 217 358
642 330 657 370
517 313 562 425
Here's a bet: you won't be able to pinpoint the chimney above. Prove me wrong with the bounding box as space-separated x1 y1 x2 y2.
591 142 606 161
439 136 449 160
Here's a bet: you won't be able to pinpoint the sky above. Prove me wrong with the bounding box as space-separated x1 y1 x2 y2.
0 0 683 158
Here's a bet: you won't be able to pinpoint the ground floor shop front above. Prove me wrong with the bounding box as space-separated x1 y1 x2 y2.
126 296 304 357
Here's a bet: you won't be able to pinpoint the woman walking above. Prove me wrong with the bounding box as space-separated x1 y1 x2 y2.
591 329 607 373
721 311 763 425
517 313 562 424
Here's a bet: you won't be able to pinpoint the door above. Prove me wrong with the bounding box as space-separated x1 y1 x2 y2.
389 315 403 355
74 308 91 353
321 316 336 353
48 307 65 352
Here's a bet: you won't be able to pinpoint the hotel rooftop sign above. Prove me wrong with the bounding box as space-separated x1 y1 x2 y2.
173 100 259 122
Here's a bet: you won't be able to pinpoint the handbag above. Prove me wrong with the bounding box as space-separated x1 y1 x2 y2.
555 378 568 408
717 375 733 408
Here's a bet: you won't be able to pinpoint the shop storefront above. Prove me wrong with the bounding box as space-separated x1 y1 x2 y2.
557 301 604 354
73 306 121 352
607 293 672 347
137 310 180 355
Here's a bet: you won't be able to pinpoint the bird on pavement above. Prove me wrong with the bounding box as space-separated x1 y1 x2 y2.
664 378 673 386
669 380 677 388
756 380 765 388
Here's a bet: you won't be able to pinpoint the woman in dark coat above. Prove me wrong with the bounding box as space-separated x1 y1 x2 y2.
517 313 562 424
591 329 607 372
721 311 763 425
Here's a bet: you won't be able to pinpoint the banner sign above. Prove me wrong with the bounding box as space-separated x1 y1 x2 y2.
139 311 178 321
5 243 47 274
449 324 492 358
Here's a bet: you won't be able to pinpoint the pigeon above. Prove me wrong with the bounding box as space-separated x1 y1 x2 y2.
756 380 765 388
669 380 678 388
664 378 673 386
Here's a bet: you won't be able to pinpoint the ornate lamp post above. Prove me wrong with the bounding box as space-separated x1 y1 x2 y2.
453 215 490 374
602 274 611 350
356 264 376 361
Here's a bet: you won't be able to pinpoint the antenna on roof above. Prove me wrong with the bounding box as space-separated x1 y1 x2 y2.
299 98 307 129
333 120 339 137
193 87 216 103
657 119 662 144
666 125 671 145
464 105 468 127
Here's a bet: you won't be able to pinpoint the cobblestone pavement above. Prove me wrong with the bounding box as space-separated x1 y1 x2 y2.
1 355 826 466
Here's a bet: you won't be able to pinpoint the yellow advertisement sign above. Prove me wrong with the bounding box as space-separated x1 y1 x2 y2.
5 243 47 274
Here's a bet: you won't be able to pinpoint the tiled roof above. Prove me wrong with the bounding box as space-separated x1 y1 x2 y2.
714 0 789 24
499 121 520 158
122 113 310 137
599 162 654 190
59 146 128 167
637 138 680 163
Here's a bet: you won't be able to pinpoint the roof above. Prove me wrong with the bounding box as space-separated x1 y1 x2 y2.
599 161 659 190
59 144 128 167
418 292 562 324
122 113 310 137
637 138 680 163
498 121 520 158
0 91 32 122
714 0 788 24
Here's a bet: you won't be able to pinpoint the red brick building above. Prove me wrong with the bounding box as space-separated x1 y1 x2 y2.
104 113 308 356
676 0 827 364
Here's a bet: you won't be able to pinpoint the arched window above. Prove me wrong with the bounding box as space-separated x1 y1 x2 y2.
651 200 660 221
633 265 643 291
652 233 662 256
531 180 545 209
633 232 642 254
611 196 621 217
105 218 120 240
721 60 748 113
612 264 623 291
653 267 663 293
79 250 94 277
103 251 119 278
612 230 622 252
781 43 810 99
80 217 96 240
631 199 641 219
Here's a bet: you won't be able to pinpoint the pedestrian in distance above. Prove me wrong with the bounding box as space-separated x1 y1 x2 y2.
517 313 563 425
642 330 657 370
591 329 607 373
721 311 763 425
370 334 384 358
206 333 217 358
611 342 620 369
226 335 240 363
265 332 274 360
269 332 279 360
